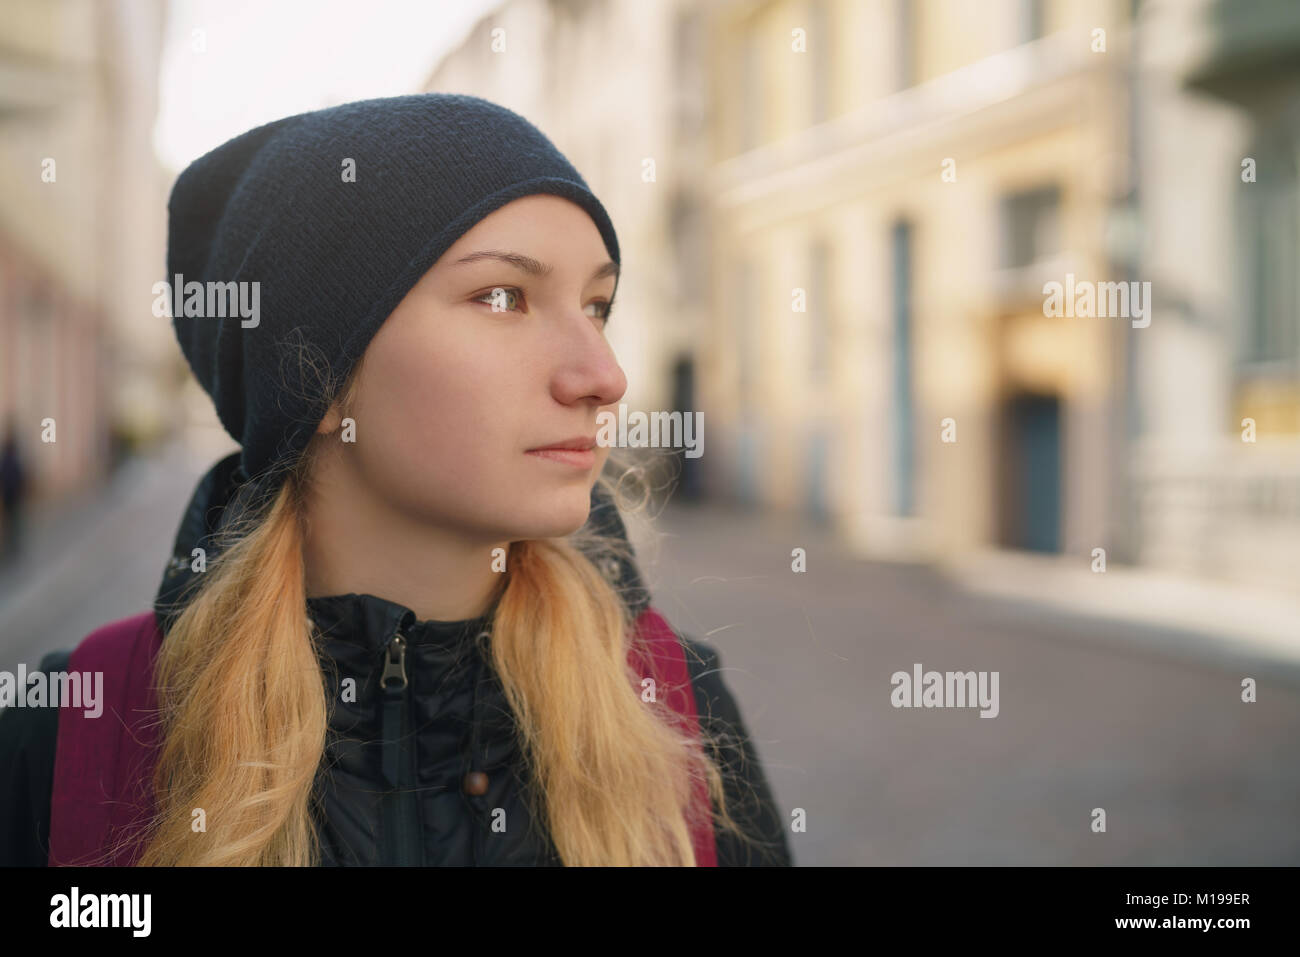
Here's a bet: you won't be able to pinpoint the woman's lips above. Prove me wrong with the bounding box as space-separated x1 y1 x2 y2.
525 448 596 469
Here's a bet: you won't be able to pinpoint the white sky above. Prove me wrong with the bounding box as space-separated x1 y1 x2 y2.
153 0 499 175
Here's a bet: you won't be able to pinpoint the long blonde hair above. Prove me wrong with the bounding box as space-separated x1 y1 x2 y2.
132 371 753 866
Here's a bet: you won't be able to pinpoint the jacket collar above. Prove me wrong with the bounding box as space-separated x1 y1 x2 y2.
305 590 497 653
153 451 653 640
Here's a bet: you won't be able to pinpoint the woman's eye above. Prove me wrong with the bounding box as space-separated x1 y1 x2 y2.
473 288 612 325
475 286 524 312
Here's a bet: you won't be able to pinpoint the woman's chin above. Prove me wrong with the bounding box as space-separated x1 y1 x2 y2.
504 495 593 540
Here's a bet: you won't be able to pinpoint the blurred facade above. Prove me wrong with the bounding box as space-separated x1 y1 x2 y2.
1137 0 1300 594
0 0 170 500
4 0 1286 595
704 0 1136 568
427 0 1300 600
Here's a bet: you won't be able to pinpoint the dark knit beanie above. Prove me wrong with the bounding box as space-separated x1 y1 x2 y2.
166 92 621 509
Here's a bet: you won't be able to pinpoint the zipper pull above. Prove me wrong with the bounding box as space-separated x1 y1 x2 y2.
381 633 408 693
381 633 408 788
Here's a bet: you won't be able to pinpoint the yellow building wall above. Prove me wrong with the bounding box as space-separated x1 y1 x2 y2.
707 0 1130 556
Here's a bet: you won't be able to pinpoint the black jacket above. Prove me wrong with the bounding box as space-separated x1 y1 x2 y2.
0 453 792 866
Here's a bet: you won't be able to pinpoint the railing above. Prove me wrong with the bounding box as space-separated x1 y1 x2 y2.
1131 436 1300 595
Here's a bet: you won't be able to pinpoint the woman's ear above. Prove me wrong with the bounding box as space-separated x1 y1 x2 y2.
316 398 344 436
319 361 364 436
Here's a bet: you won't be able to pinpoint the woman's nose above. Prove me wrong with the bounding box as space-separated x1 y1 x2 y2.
551 315 627 408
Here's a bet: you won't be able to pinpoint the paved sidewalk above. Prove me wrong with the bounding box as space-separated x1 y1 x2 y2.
936 547 1300 683
0 431 233 671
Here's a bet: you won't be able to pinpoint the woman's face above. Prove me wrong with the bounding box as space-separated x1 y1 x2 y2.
322 193 627 542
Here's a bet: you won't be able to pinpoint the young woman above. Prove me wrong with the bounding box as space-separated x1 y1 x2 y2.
0 93 790 866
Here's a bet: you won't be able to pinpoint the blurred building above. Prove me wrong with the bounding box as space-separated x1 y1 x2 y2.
704 0 1138 563
0 0 169 500
1134 0 1300 595
424 0 1300 598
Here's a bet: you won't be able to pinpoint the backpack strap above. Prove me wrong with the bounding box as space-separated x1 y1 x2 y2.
48 611 163 867
628 606 719 867
48 606 716 867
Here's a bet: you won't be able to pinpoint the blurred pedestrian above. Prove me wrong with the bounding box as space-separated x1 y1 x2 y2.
0 419 28 565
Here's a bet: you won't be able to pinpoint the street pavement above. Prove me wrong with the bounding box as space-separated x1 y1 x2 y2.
633 499 1300 866
2 451 1297 866
0 436 222 672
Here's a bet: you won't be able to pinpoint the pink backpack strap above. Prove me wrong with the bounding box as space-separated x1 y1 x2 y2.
48 611 163 867
628 606 718 867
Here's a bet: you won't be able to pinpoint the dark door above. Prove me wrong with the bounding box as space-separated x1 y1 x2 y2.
1001 392 1061 553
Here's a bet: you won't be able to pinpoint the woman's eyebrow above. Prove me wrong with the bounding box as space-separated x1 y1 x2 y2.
452 250 619 283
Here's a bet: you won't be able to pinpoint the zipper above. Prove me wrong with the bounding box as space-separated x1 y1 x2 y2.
380 632 422 866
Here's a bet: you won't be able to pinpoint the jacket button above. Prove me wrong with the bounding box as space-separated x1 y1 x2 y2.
463 771 489 796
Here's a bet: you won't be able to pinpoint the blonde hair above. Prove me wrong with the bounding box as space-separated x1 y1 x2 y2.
131 370 755 866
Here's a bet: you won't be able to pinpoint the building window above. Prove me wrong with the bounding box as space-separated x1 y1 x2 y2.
740 28 761 151
891 220 915 517
1020 0 1046 43
1240 136 1299 366
733 258 762 506
669 188 706 305
735 259 759 404
805 428 831 521
673 8 706 137
809 239 831 378
895 0 916 90
810 0 831 123
1000 184 1061 269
